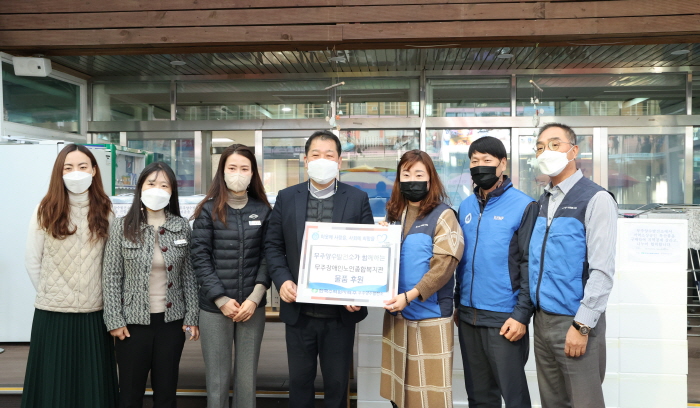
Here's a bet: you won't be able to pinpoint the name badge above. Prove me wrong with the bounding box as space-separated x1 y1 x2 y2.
173 239 188 246
249 220 262 226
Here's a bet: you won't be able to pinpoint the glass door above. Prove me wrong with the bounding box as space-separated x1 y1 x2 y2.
426 128 511 209
260 129 420 217
516 127 594 200
607 127 686 208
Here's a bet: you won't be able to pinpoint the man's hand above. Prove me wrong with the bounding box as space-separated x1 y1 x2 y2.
565 325 589 357
453 310 460 327
280 280 297 303
499 318 526 342
344 305 361 312
219 299 240 318
233 300 257 322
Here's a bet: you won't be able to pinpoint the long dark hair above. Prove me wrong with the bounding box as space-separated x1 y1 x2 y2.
123 162 181 243
192 144 270 224
37 144 112 241
385 150 448 223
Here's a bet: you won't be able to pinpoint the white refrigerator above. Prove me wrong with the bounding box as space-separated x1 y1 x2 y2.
0 142 115 341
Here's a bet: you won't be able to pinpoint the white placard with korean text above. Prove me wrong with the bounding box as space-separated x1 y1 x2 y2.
619 218 687 271
296 222 401 307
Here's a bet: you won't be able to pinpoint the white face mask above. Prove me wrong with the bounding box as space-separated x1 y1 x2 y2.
307 158 339 185
63 171 93 194
224 173 252 193
141 188 171 211
537 148 574 177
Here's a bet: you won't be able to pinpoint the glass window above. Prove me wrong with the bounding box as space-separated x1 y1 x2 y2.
516 74 686 116
608 131 685 208
262 137 308 199
695 127 700 203
127 139 195 196
2 62 80 133
518 128 594 200
93 82 170 121
177 80 329 120
91 133 120 144
337 78 419 118
428 77 511 117
426 129 511 209
339 130 420 218
693 74 700 115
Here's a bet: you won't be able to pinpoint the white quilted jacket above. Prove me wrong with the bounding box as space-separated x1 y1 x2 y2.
25 194 110 313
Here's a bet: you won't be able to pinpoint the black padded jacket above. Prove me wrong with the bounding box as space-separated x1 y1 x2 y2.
190 198 271 313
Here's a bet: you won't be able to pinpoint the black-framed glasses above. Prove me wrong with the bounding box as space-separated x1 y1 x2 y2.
533 140 574 155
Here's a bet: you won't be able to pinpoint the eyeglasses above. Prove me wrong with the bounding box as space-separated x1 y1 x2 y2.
533 140 574 155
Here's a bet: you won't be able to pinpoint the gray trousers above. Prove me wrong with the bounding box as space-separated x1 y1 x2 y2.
534 310 606 408
458 322 531 408
199 309 266 408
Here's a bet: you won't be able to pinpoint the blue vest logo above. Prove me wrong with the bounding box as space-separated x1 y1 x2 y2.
464 213 472 224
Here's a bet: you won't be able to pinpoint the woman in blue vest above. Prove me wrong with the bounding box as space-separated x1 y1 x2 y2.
379 150 464 408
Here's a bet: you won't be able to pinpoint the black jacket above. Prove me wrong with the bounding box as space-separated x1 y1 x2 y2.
265 181 374 326
191 198 271 314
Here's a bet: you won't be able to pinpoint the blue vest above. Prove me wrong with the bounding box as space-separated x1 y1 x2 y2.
397 203 454 321
529 177 606 316
457 181 535 313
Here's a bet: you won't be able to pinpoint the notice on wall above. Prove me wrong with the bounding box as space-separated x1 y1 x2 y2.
620 219 687 268
627 224 683 263
297 222 401 307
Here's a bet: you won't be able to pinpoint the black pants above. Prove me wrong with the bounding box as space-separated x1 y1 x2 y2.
458 321 531 408
285 314 355 408
114 313 186 408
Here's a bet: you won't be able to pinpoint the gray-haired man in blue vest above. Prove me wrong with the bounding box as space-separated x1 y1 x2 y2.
530 123 618 407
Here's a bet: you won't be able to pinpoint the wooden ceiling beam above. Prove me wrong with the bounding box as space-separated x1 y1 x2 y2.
0 3 544 30
7 34 700 58
0 0 569 14
3 15 700 50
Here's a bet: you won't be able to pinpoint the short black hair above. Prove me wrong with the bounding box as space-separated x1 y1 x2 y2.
305 130 342 156
538 123 577 145
468 136 507 161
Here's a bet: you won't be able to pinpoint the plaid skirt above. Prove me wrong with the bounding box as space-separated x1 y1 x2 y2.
380 311 454 408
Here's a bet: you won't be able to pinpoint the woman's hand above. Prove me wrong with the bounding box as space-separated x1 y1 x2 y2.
384 288 419 313
233 299 257 322
183 325 200 341
219 299 240 318
110 326 130 341
378 221 389 227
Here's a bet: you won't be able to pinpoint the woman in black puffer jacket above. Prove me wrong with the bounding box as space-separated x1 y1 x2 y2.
190 144 271 408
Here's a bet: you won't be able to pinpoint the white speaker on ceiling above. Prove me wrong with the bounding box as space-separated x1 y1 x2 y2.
12 57 52 77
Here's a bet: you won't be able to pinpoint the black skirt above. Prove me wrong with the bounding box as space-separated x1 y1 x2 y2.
21 309 119 408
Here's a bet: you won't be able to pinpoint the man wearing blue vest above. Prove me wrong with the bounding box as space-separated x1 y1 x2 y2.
456 136 538 408
530 123 617 407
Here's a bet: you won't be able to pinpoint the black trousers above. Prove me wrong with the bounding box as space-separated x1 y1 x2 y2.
114 313 186 408
285 314 355 408
458 321 531 408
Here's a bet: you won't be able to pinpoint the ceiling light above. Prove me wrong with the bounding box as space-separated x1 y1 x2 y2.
281 107 292 112
170 60 187 66
497 54 514 59
671 49 690 56
212 138 234 143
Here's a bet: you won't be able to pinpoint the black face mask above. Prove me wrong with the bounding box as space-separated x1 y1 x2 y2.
400 181 429 202
470 166 501 190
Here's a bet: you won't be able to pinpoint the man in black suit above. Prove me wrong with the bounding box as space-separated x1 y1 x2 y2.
265 130 374 408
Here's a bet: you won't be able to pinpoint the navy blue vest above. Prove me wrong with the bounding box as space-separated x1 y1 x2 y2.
396 203 454 321
529 176 606 316
457 181 535 313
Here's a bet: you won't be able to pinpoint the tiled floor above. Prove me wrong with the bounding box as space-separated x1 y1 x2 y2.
2 321 698 406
